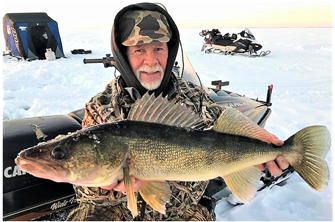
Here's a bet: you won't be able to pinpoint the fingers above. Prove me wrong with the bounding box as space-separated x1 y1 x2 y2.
255 164 265 171
275 156 289 170
113 180 126 193
265 156 289 177
100 181 118 190
270 133 284 146
266 161 282 177
131 177 141 191
112 177 141 195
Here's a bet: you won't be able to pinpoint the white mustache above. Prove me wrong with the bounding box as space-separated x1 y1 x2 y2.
137 64 164 73
134 64 165 90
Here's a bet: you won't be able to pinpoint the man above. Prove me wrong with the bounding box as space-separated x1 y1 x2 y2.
67 3 288 221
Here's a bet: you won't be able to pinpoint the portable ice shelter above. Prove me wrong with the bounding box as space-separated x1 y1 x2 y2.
3 12 65 60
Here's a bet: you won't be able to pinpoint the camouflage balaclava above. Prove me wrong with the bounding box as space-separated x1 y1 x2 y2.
111 3 180 96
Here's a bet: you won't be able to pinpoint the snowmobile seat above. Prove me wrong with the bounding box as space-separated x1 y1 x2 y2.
231 34 237 40
209 30 234 46
213 38 234 46
210 29 221 37
223 33 230 40
3 115 82 221
68 108 85 124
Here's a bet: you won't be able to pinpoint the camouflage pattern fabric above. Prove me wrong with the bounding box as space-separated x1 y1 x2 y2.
120 10 172 46
68 73 223 221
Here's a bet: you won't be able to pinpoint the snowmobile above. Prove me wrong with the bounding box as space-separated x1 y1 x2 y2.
199 28 271 57
3 46 292 221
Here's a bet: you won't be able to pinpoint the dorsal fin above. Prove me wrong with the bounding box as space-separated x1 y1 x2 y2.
213 107 273 143
128 92 203 128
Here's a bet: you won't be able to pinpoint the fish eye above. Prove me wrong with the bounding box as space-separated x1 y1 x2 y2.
51 146 66 159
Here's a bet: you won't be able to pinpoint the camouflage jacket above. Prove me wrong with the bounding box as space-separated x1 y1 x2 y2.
68 73 223 221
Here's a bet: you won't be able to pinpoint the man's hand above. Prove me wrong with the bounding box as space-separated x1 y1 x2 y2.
100 176 141 194
255 156 289 177
255 133 289 177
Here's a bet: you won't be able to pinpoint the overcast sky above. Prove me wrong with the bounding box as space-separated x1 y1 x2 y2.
1 0 333 28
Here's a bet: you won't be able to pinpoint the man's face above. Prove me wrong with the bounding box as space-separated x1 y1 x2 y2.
127 42 168 90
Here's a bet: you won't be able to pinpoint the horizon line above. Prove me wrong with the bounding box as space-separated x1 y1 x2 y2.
59 25 333 29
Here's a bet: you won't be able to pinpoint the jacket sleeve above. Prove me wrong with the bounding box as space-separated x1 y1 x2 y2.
82 107 99 129
81 92 112 129
81 79 124 129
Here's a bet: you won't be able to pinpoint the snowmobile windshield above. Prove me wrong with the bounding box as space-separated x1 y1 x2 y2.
244 28 256 40
174 44 203 88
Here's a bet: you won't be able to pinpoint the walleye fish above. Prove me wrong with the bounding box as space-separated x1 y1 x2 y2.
15 93 330 218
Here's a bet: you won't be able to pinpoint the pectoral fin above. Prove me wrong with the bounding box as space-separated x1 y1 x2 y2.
138 180 171 214
123 167 138 218
222 166 261 203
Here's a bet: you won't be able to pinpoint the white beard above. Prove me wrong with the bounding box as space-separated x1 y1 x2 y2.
134 64 164 90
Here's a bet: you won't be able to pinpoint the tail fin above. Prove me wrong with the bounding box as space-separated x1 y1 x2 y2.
287 125 330 190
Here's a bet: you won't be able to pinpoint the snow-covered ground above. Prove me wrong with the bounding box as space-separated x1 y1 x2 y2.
2 28 333 220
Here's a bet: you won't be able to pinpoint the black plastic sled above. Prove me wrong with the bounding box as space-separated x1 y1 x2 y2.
3 48 278 221
200 28 271 57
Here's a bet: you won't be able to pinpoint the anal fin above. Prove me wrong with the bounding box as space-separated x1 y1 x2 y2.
123 167 138 218
222 166 261 203
138 180 171 214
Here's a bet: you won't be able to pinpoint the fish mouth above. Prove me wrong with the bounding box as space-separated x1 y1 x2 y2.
15 154 70 183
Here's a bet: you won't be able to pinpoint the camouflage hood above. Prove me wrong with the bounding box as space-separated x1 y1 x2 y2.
111 3 180 96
